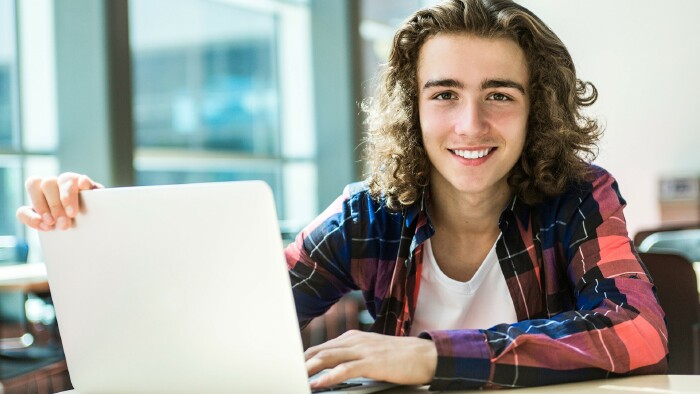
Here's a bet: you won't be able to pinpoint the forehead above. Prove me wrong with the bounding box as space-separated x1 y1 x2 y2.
417 33 529 88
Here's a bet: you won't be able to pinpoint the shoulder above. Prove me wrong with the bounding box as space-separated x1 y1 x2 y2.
539 164 625 211
341 181 402 223
529 164 627 240
343 181 373 205
531 165 630 260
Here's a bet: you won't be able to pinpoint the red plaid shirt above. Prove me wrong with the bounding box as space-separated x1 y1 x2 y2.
286 165 668 390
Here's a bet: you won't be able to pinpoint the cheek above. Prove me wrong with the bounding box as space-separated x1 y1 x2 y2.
419 108 450 141
419 122 445 155
418 108 438 145
485 105 527 123
486 108 528 140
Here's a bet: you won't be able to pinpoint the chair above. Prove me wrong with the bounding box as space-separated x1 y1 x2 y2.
637 229 700 263
0 236 34 351
634 224 700 249
639 252 700 374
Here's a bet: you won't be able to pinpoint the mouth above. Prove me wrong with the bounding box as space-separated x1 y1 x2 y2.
449 147 497 160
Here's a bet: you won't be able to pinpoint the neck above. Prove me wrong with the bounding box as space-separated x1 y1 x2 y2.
428 178 512 237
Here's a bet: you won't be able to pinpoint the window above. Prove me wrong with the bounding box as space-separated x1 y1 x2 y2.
1 0 59 261
4 0 323 258
0 62 13 148
0 0 20 239
0 0 56 254
358 1 443 99
130 0 316 233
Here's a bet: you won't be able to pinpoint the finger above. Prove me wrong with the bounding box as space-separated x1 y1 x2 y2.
59 173 103 218
57 173 83 218
309 360 365 390
306 348 359 378
16 206 51 231
76 174 103 190
25 176 54 227
40 177 70 230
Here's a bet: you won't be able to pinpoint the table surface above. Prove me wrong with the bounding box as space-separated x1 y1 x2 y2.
52 375 700 394
381 374 700 393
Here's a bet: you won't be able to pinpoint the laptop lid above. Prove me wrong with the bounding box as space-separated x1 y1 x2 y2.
40 181 310 393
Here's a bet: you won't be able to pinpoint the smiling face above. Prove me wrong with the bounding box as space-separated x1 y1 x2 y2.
418 33 530 201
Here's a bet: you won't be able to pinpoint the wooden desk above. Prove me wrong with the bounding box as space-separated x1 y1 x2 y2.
0 359 72 394
0 323 72 394
0 264 67 393
383 375 700 393
0 262 49 293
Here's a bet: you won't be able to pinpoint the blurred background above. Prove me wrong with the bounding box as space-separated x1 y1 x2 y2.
2 0 699 260
2 0 700 257
0 0 434 260
1 0 700 389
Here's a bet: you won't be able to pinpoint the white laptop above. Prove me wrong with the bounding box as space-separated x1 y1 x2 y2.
38 181 397 394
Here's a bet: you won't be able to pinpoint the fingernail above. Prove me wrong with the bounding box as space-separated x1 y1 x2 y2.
42 213 54 225
39 222 50 231
66 206 74 217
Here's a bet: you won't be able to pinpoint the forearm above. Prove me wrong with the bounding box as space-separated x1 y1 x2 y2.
419 277 667 390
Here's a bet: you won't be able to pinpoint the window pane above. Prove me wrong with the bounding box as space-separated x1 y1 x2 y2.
130 0 279 155
0 0 17 149
136 167 280 187
0 64 11 147
135 165 283 217
0 160 21 236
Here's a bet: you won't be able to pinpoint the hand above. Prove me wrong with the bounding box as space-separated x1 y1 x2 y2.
16 173 103 231
305 330 437 390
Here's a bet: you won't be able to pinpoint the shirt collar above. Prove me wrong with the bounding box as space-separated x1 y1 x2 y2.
500 193 531 231
402 187 434 253
403 186 428 230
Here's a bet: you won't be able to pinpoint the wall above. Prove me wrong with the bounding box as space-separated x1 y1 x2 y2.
519 0 700 236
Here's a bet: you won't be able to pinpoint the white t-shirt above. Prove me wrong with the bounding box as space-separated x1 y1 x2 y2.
409 236 518 336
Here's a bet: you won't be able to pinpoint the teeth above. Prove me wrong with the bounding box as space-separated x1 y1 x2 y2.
453 148 492 159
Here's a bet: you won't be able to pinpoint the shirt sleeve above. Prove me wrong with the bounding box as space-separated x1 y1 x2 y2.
285 186 358 329
419 170 669 390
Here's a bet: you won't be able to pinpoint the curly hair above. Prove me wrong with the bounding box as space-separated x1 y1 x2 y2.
363 0 601 210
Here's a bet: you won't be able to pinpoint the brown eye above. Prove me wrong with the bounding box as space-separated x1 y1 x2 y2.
489 93 510 101
435 92 455 100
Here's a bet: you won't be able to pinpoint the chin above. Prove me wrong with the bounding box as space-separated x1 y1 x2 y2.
449 175 505 196
452 182 490 194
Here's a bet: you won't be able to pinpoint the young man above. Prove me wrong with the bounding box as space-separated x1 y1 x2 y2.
18 0 667 390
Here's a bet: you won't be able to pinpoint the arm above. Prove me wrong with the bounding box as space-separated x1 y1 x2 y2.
285 186 358 329
421 170 668 390
289 186 441 389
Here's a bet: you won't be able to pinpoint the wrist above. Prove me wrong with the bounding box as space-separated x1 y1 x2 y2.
417 337 438 384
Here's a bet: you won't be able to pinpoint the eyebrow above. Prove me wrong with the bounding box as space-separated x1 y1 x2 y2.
422 78 463 90
422 78 527 95
482 79 527 95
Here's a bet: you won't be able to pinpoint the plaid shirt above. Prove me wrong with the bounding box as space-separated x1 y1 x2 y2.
286 165 668 390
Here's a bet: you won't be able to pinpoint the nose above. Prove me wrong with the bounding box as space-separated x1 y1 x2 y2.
454 100 487 136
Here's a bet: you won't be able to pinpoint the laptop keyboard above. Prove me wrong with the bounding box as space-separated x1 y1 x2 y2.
312 382 365 392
